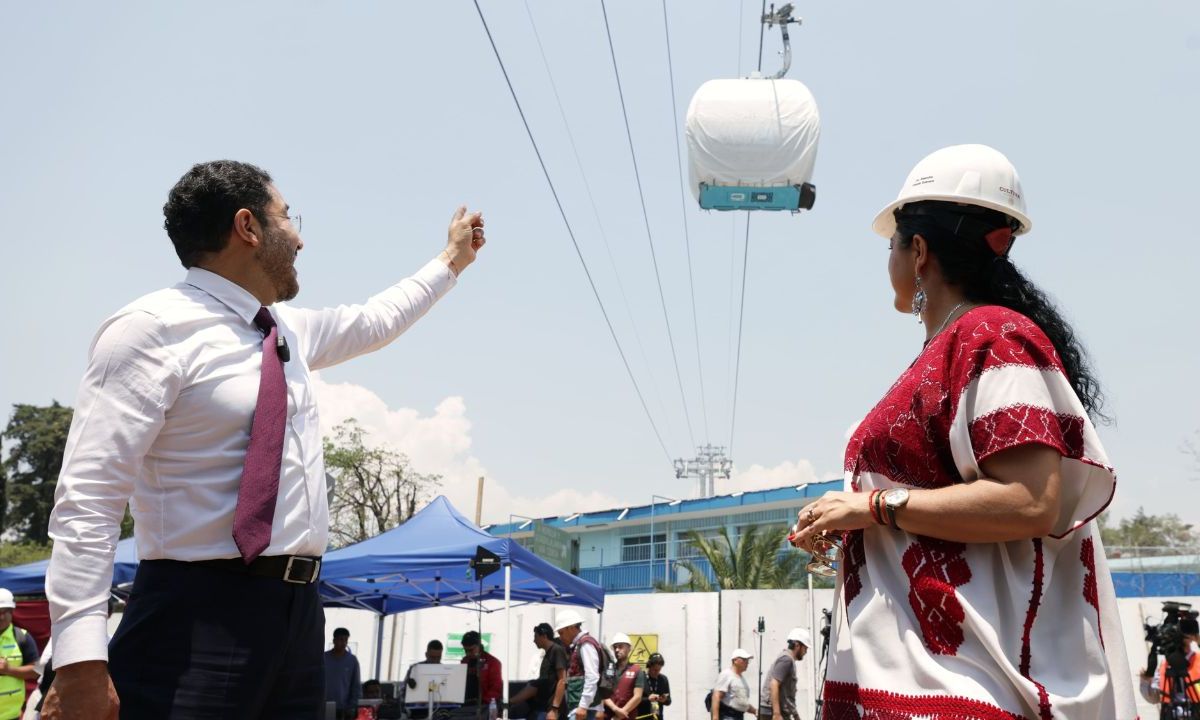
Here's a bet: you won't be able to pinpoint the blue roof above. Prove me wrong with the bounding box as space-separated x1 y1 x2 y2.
487 480 841 536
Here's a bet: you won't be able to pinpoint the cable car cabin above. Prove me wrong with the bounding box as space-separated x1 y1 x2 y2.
686 76 819 212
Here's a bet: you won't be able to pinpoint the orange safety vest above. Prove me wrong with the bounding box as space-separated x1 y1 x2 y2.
1158 651 1200 706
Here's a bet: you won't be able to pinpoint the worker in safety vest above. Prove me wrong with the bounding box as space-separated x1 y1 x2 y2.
0 588 40 720
600 634 643 720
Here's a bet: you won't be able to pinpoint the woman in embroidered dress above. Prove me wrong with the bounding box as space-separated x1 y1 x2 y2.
791 145 1136 720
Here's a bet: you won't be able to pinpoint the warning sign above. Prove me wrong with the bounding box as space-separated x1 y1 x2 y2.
628 634 658 666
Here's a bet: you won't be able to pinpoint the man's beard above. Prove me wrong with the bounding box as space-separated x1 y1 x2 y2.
257 225 299 302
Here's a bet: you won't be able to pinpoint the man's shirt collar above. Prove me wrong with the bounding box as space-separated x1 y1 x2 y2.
185 267 264 325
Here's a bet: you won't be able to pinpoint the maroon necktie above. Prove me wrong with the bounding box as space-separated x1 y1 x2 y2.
232 307 288 563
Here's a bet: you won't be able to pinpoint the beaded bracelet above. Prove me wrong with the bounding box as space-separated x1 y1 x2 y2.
872 489 889 527
867 489 884 526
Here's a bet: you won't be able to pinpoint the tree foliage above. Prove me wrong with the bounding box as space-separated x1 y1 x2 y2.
1099 507 1197 550
323 419 441 548
2 402 136 546
659 525 813 591
2 402 74 544
0 541 53 568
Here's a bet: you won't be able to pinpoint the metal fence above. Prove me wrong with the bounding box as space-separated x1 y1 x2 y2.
580 558 717 593
1106 546 1200 597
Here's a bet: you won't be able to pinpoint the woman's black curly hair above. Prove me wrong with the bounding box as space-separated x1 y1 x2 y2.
894 200 1107 422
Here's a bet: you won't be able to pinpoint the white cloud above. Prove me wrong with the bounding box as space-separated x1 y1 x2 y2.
311 376 835 527
311 374 622 525
716 459 833 495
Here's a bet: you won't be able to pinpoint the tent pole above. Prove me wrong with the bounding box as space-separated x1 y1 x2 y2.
504 564 512 719
375 612 385 680
391 611 406 680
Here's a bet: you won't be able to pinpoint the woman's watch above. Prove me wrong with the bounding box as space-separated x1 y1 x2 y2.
883 488 910 527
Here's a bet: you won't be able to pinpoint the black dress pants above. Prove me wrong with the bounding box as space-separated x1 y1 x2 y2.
109 559 325 719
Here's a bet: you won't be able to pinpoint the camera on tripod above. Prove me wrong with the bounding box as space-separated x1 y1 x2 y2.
1147 600 1195 657
1144 601 1200 719
1146 602 1198 663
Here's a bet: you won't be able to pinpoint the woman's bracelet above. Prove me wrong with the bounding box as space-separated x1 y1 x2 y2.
868 489 884 526
872 489 889 526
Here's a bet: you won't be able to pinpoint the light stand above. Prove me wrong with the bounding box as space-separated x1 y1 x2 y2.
813 609 831 720
754 616 765 713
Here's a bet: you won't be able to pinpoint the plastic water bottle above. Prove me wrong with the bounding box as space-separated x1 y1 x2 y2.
488 698 498 720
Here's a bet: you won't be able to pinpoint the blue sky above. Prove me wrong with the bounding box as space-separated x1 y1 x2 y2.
2 1 1197 528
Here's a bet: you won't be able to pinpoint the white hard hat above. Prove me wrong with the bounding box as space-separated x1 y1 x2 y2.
730 648 754 661
786 627 811 646
555 610 585 632
611 632 632 647
0 588 14 610
872 144 1032 239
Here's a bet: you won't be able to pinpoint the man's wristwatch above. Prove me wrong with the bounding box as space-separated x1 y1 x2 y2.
883 488 910 527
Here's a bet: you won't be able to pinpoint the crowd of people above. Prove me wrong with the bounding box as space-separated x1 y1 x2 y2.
394 613 671 720
327 605 829 720
315 613 673 720
707 628 810 720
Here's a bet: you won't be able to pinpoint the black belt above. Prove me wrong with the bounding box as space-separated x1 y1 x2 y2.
190 555 322 584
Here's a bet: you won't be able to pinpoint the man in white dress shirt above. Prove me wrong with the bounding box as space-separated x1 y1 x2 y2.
41 160 485 720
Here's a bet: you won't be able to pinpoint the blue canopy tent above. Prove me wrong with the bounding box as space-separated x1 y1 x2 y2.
318 496 605 704
0 537 140 597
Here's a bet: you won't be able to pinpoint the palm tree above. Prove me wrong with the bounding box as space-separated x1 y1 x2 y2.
656 525 812 591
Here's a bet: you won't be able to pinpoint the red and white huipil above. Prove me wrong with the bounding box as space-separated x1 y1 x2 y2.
823 305 1136 720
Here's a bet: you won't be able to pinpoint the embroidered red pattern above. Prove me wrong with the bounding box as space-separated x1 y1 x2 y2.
845 307 1065 491
1081 536 1104 647
1018 539 1053 720
901 538 972 655
842 530 866 606
969 405 1086 463
822 681 1030 720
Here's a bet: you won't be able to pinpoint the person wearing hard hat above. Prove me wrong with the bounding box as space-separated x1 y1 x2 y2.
600 634 643 720
789 144 1135 718
709 649 752 720
555 611 604 720
757 628 807 720
0 588 40 720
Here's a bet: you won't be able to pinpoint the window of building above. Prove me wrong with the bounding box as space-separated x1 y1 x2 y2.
676 529 729 560
621 534 667 563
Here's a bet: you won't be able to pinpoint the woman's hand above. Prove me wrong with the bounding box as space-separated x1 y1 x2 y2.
790 491 874 550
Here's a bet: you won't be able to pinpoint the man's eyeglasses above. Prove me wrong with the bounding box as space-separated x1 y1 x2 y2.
267 212 302 233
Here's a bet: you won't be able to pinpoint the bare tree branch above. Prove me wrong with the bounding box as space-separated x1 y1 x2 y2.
323 419 441 548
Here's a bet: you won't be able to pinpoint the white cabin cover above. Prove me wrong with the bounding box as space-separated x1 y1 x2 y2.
685 78 820 199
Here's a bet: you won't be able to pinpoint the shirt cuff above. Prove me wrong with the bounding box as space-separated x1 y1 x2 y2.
51 613 110 668
419 257 458 296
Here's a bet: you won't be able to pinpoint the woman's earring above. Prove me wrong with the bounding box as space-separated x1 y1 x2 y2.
912 275 927 322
